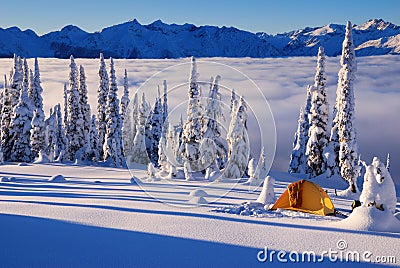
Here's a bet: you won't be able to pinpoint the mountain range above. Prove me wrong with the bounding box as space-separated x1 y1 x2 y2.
0 18 399 58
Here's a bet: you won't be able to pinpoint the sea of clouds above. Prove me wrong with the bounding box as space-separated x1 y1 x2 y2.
0 55 398 184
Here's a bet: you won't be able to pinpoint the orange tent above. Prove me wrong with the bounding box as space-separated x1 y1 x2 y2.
271 179 335 216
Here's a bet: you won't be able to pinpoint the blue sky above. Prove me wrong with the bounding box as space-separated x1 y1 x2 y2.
1 0 399 35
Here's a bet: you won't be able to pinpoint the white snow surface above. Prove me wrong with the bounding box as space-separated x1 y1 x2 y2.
0 163 399 267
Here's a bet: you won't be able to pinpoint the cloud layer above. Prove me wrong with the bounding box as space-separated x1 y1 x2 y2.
0 56 398 184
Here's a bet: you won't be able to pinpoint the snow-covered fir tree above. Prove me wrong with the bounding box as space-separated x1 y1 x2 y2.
130 125 150 165
247 158 256 178
30 109 46 160
157 137 169 172
149 94 163 166
78 65 91 160
337 21 360 193
230 88 237 114
202 75 227 171
10 76 34 162
79 65 91 135
162 80 169 136
121 72 133 157
386 153 390 172
10 55 23 109
103 58 123 167
29 58 46 159
0 75 12 160
288 107 309 173
360 157 396 213
89 115 100 162
138 93 150 126
22 58 29 96
128 94 147 165
247 147 268 184
63 83 68 126
44 107 57 161
306 46 329 177
65 55 84 161
120 69 130 120
131 93 139 135
173 114 184 164
97 53 109 160
222 97 250 180
179 57 204 178
54 103 68 162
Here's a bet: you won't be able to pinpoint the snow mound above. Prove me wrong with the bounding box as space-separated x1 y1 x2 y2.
336 185 361 200
395 212 400 222
49 175 66 182
189 189 208 198
130 177 140 184
332 206 400 233
213 202 270 217
145 177 161 183
33 151 50 164
256 176 275 204
189 196 208 205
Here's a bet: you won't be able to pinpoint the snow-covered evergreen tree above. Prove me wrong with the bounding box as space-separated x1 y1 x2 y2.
230 88 237 114
54 103 68 162
10 76 33 162
44 108 57 161
337 21 360 193
162 80 169 135
63 83 68 126
79 65 91 136
0 75 12 160
120 69 130 120
360 157 396 213
78 65 91 160
103 58 123 167
179 57 204 177
89 115 100 162
306 46 329 177
10 54 23 109
138 93 150 126
386 153 390 172
222 97 250 180
121 71 132 157
247 147 268 184
149 94 163 166
147 162 156 178
157 136 169 172
29 58 45 159
22 58 29 98
97 53 109 160
130 125 150 165
65 55 83 161
173 114 184 164
30 109 45 160
288 107 309 173
248 158 256 178
202 75 227 170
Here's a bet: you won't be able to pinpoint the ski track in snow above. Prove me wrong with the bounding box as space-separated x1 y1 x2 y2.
0 163 399 267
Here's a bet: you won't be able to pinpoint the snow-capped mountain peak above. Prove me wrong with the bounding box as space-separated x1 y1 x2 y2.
0 19 399 58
